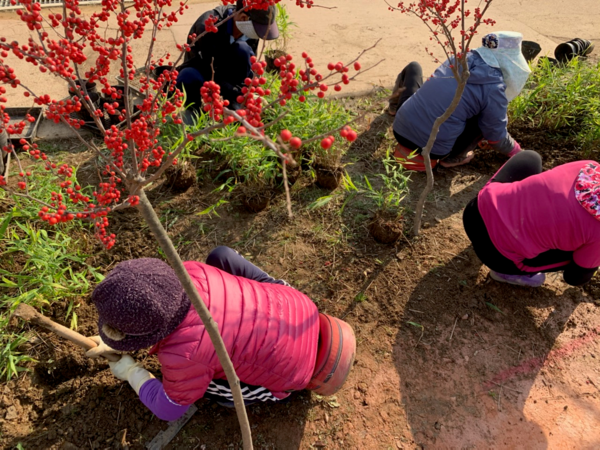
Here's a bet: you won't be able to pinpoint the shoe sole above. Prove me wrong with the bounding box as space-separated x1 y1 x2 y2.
440 152 475 168
489 271 543 287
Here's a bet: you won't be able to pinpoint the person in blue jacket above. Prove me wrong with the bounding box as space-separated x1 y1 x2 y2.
389 32 531 170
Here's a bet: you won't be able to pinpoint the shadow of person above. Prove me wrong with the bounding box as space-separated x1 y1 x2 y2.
345 112 394 164
393 245 600 449
404 164 490 225
342 110 496 225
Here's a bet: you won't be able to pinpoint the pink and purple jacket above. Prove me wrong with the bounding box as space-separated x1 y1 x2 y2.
478 160 600 272
138 261 320 420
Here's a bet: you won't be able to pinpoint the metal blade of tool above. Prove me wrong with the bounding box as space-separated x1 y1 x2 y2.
145 404 199 450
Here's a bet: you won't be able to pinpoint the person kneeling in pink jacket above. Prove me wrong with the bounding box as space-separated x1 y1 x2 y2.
463 151 600 287
86 246 355 421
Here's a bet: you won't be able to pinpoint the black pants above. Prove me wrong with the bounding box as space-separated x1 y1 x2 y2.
390 61 423 112
463 151 578 275
206 246 287 286
392 62 483 160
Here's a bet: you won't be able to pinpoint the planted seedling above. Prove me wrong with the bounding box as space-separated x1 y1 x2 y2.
364 151 410 244
264 4 297 73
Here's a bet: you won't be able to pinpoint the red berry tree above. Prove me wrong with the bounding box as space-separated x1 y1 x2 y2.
388 0 495 234
0 0 376 447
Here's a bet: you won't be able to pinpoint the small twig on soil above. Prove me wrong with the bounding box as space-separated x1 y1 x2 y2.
442 250 468 260
449 317 459 341
414 328 424 348
34 330 50 349
408 309 425 314
401 233 415 254
587 377 600 393
473 345 495 356
117 402 122 425
491 381 523 394
474 330 486 343
497 386 502 411
503 344 521 355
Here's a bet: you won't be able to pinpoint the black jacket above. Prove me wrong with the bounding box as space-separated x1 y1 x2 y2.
179 5 259 103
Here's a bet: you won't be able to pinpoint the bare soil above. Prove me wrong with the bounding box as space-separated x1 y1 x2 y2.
2 94 600 449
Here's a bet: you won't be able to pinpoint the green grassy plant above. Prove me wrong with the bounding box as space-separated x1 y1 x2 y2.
181 73 353 196
266 4 297 53
362 151 410 216
509 58 600 157
0 163 103 380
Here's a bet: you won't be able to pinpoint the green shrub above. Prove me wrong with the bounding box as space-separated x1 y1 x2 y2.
509 58 600 157
185 73 353 188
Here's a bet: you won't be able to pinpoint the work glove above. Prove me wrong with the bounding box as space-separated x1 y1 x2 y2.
85 335 121 359
108 354 155 395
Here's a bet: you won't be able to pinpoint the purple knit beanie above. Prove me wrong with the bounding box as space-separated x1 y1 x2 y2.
92 258 191 351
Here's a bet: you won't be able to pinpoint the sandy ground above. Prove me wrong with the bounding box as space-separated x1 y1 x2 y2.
1 0 599 105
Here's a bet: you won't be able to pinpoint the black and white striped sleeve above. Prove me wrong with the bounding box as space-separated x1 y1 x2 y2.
205 379 280 403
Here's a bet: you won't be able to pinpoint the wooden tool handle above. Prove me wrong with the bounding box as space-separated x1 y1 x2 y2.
13 303 120 362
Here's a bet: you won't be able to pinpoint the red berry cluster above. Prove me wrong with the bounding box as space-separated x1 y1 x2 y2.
273 54 303 105
280 129 302 149
202 80 229 121
295 0 314 8
204 15 219 33
235 56 269 127
297 52 324 99
320 126 357 149
393 0 496 55
340 126 358 142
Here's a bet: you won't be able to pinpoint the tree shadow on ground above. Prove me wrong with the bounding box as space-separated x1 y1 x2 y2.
342 111 497 226
393 246 600 448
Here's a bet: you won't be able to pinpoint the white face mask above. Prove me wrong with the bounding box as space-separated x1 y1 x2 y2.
236 20 260 40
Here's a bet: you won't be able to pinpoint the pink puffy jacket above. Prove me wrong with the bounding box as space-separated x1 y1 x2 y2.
149 261 320 405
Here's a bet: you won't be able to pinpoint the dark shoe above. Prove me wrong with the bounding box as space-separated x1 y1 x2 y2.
439 151 474 168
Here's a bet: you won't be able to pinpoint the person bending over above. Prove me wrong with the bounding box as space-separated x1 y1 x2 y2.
390 32 530 171
463 151 600 287
86 247 355 420
176 0 278 110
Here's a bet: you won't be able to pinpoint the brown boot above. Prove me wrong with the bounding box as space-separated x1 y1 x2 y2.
439 151 475 168
387 87 406 116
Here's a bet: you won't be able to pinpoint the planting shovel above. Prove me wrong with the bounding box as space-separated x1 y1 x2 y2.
12 303 120 362
13 304 198 449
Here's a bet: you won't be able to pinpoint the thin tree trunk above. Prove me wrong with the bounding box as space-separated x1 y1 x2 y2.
136 188 253 450
413 71 470 235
